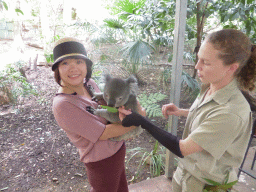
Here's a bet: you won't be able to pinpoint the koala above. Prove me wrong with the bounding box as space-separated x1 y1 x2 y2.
92 74 143 141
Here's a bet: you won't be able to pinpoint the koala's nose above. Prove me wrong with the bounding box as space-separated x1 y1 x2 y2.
108 99 115 107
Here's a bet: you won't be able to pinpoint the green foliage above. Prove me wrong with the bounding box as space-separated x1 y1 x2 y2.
0 0 23 15
159 69 199 100
186 0 256 42
120 39 155 74
0 0 8 10
0 62 37 105
182 71 200 101
121 39 155 64
15 8 23 15
124 0 176 42
153 34 173 47
105 0 147 20
203 172 238 192
103 18 125 30
159 68 172 91
214 0 256 39
127 140 165 180
138 92 167 118
182 71 200 92
91 27 118 47
44 53 54 64
103 18 127 41
120 40 154 74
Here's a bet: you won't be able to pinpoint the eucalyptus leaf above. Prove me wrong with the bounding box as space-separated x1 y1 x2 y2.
100 105 118 113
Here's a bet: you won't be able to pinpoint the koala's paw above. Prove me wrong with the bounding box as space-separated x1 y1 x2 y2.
93 108 104 116
86 106 95 114
92 93 104 102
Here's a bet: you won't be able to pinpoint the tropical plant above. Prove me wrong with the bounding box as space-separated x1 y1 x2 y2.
90 27 118 47
159 67 200 101
103 18 126 40
105 0 147 21
187 0 256 77
120 39 155 74
0 62 37 105
0 0 23 15
181 70 200 101
104 18 125 30
126 140 165 181
203 172 238 192
137 92 167 118
122 0 175 43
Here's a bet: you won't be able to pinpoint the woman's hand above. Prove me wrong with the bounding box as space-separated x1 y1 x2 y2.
162 103 189 118
118 106 132 121
137 101 146 117
118 101 146 121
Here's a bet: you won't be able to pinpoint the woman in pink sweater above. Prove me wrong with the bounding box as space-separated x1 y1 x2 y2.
51 37 145 192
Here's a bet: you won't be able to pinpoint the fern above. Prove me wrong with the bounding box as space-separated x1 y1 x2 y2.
138 92 167 118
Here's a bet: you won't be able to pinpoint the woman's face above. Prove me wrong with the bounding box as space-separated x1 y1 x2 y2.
195 41 233 86
58 58 87 87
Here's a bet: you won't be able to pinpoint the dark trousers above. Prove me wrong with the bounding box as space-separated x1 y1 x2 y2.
85 144 128 192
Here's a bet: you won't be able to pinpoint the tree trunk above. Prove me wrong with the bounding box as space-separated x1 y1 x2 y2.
32 54 38 71
192 1 208 78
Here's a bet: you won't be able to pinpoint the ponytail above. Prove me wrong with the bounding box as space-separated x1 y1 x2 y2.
236 44 256 91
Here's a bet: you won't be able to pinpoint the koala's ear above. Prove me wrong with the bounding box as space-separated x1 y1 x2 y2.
104 74 112 82
126 75 137 84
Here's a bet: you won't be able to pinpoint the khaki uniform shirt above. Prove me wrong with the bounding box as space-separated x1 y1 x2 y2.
177 80 252 184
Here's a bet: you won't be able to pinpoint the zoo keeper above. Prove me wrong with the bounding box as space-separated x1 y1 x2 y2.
118 29 256 192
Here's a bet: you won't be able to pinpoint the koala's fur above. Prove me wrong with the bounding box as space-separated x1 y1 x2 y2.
92 74 143 141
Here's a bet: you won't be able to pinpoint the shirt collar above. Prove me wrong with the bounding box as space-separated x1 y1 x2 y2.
200 79 239 105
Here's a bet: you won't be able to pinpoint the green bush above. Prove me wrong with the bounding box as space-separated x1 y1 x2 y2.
0 62 37 105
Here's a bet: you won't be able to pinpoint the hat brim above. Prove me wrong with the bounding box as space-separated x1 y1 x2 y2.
51 54 93 71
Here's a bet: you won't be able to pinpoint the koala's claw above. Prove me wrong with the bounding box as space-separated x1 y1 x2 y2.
91 96 98 102
86 106 95 114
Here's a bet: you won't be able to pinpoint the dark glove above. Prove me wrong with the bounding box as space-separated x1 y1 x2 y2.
122 112 184 158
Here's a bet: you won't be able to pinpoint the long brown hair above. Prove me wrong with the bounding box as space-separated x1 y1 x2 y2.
206 29 256 91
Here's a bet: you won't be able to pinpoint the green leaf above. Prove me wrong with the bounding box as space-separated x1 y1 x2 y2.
2 1 8 10
15 8 24 15
223 180 238 189
100 105 118 113
203 178 221 186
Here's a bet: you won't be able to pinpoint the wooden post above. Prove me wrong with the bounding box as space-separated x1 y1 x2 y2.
165 0 188 178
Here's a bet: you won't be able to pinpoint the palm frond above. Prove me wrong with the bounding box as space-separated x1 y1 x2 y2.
103 18 125 30
121 39 155 63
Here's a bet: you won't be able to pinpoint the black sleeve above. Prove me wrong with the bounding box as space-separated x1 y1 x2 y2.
122 112 184 158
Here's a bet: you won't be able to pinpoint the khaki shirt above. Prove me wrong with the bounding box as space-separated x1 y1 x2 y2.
178 80 252 184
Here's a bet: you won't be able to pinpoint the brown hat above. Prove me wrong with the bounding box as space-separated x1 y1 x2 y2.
52 37 93 71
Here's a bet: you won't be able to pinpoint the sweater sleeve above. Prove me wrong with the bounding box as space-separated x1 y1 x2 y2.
53 98 106 143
